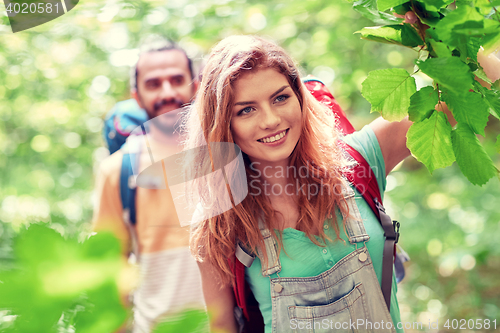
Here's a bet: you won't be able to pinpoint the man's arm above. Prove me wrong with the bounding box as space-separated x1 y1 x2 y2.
92 152 134 324
92 151 132 256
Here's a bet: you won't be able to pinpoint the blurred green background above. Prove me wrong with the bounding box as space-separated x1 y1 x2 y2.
0 0 499 332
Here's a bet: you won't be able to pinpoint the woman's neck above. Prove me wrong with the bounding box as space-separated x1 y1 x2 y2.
249 159 294 195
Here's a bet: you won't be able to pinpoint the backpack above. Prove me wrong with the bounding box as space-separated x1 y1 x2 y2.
230 78 409 331
102 99 148 227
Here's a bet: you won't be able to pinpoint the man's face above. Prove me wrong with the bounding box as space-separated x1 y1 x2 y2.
133 49 196 123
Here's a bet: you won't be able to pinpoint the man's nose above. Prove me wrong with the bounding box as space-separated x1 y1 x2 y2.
159 81 176 100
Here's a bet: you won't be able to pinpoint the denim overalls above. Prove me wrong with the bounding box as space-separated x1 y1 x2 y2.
256 187 395 333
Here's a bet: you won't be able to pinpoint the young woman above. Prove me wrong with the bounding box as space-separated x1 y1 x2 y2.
185 35 412 333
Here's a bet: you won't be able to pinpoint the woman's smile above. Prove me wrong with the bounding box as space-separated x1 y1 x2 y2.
257 128 289 145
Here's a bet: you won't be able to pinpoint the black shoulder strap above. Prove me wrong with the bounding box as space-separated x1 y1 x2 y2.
374 198 399 310
120 152 138 225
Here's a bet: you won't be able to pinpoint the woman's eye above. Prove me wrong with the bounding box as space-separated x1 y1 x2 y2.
238 107 253 116
275 94 289 103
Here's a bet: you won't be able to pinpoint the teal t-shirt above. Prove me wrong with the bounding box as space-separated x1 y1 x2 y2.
245 125 403 333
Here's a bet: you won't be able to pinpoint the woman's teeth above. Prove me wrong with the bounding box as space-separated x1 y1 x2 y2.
260 129 287 143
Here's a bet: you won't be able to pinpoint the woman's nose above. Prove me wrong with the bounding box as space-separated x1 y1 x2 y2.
260 105 281 129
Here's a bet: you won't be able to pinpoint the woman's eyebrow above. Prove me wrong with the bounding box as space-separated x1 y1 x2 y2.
270 85 289 99
234 85 289 106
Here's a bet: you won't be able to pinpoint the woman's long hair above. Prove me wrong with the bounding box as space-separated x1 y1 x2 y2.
184 35 351 286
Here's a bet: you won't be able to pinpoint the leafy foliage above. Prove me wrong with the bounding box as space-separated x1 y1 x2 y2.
0 224 127 333
355 0 500 186
361 68 416 120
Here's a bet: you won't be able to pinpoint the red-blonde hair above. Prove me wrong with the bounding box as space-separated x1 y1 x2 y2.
184 35 350 286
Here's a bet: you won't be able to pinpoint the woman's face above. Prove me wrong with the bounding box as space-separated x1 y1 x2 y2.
230 68 302 166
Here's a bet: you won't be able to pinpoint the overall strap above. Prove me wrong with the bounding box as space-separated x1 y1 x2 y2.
256 219 282 277
342 186 370 244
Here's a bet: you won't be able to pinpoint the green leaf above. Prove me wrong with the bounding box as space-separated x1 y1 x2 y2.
496 134 500 154
421 0 454 12
151 309 209 333
357 24 424 47
483 89 500 119
408 86 439 122
377 0 408 12
434 5 484 47
460 37 482 63
474 68 493 84
416 57 473 95
482 29 500 52
407 111 455 173
475 0 500 10
353 0 404 25
428 39 452 57
393 3 412 15
361 68 417 121
442 90 490 136
451 123 499 185
453 18 500 36
485 0 500 6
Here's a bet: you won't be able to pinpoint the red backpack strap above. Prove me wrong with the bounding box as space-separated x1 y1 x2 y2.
229 256 249 320
303 79 356 135
340 142 383 219
303 78 382 214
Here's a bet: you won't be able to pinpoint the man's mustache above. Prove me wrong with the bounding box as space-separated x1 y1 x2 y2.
153 99 184 112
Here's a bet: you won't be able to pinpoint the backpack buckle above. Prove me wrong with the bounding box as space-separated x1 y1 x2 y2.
393 220 400 244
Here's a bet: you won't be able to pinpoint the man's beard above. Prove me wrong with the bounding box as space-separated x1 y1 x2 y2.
142 97 187 136
147 106 184 136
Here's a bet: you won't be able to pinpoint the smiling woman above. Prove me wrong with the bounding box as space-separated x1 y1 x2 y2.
185 35 409 333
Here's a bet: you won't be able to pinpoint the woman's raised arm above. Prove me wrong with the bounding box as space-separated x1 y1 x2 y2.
369 117 412 176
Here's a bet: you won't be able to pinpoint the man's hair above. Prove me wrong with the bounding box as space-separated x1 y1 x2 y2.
130 36 194 90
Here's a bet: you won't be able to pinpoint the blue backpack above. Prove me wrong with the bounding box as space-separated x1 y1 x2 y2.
103 99 148 226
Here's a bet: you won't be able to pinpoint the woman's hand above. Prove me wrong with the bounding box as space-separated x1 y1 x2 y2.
477 47 500 87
